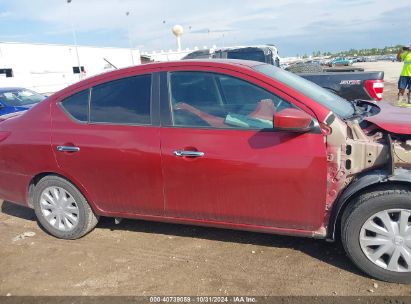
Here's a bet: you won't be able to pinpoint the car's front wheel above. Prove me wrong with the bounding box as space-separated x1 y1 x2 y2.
33 175 99 239
341 186 411 283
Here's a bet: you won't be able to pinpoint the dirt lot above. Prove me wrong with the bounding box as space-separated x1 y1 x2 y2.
1 61 411 297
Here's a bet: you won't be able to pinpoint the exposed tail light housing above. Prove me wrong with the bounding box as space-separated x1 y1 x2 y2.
365 79 384 101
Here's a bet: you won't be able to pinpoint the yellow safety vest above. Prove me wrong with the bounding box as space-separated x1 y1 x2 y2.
400 51 411 77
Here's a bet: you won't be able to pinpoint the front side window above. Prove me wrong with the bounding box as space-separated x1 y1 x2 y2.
168 71 294 129
61 89 89 122
90 74 151 124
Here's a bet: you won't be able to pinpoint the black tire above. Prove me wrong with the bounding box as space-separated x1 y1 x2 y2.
33 175 99 239
341 185 411 283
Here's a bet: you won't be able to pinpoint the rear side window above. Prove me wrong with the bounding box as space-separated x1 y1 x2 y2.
90 74 151 124
61 89 89 122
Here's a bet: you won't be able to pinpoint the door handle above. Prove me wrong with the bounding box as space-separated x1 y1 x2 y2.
57 146 80 153
174 150 205 158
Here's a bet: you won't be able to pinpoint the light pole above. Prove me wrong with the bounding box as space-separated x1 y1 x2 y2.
66 0 82 80
125 11 135 65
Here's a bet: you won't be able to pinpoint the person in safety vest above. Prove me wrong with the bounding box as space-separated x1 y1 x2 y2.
397 45 411 104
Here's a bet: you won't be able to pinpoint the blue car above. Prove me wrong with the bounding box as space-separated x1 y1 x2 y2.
0 87 46 116
328 57 353 67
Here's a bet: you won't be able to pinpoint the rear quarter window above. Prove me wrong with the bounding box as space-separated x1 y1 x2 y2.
60 89 89 122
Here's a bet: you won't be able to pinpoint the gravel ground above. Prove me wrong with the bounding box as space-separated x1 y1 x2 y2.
1 61 410 296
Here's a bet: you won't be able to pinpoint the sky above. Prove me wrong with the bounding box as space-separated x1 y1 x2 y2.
0 0 410 56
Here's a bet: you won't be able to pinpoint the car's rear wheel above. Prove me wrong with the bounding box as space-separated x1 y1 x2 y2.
341 186 411 283
33 175 99 239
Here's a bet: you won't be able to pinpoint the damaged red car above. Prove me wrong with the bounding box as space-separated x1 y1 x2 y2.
0 60 411 283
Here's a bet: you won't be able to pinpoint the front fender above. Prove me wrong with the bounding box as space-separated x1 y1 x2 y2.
326 168 411 241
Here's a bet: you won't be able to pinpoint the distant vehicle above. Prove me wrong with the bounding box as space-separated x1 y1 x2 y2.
381 55 397 62
183 45 280 67
329 57 353 67
1 60 411 283
182 49 213 60
183 47 384 101
366 57 378 62
0 87 46 116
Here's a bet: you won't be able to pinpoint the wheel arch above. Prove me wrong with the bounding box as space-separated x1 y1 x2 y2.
27 172 99 214
326 168 411 241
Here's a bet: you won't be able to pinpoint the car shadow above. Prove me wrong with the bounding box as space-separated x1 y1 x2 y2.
1 201 36 221
97 218 364 278
1 201 364 278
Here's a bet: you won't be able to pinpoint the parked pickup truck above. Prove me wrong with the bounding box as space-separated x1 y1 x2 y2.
300 72 384 101
182 45 385 102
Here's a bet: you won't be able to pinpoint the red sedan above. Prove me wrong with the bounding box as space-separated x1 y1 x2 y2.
1 60 411 283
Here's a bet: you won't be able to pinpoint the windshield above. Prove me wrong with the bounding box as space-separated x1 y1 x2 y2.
226 50 267 63
0 89 46 107
253 64 354 119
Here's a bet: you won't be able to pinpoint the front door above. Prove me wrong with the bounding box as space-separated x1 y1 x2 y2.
160 71 327 230
51 73 164 215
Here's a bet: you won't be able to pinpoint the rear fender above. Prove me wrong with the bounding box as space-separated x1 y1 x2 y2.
326 168 411 241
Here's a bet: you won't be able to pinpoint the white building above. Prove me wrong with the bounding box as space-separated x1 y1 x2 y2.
0 42 141 93
0 41 293 94
142 46 212 62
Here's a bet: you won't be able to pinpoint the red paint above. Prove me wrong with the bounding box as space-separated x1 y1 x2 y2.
0 60 408 238
160 127 327 230
51 108 164 215
274 108 313 131
365 102 411 134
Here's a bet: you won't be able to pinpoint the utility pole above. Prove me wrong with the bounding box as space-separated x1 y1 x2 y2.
66 0 82 80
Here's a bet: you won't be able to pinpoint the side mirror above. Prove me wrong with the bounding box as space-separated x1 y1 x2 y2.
273 108 313 132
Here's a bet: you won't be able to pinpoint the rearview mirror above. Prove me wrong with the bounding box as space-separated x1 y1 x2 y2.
273 108 313 132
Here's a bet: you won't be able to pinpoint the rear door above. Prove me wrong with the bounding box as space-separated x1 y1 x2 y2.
51 73 164 215
160 69 327 230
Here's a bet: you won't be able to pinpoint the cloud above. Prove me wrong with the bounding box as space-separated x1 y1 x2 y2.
0 10 11 18
0 0 409 55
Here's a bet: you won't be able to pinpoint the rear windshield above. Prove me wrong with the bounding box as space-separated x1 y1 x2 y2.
253 64 354 119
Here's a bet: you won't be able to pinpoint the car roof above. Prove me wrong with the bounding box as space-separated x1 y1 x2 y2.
55 59 266 97
135 59 262 69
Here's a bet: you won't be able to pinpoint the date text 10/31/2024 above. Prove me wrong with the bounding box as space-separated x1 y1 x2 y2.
149 296 257 303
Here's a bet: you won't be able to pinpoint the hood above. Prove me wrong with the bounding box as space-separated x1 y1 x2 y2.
0 110 26 122
365 102 411 134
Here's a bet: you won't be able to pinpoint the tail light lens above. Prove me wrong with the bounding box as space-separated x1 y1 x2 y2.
365 80 384 101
